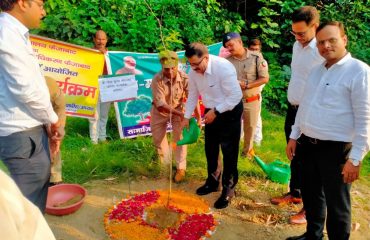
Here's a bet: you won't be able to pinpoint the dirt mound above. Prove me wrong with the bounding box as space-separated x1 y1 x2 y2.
45 178 369 240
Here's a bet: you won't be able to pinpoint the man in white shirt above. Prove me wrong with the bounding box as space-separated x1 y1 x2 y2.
286 21 370 240
89 30 110 144
0 169 56 240
271 6 324 225
0 0 60 213
182 42 243 209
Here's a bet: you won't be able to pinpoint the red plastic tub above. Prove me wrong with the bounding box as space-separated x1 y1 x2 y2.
46 184 87 216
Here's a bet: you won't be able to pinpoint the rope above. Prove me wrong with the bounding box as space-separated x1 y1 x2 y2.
127 168 131 196
166 70 174 207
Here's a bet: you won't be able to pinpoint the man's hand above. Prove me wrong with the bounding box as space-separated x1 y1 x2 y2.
342 160 360 183
176 111 184 121
286 139 297 161
51 120 65 140
181 118 190 130
50 120 61 134
204 109 216 124
52 127 65 141
49 139 61 157
239 80 247 90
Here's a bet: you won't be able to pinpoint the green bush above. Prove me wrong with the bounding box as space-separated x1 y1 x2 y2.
220 0 369 112
34 0 245 52
262 52 291 114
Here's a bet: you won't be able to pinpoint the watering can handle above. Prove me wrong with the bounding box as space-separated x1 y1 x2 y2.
272 160 290 167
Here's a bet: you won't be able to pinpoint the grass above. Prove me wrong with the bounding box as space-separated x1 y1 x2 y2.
1 108 369 184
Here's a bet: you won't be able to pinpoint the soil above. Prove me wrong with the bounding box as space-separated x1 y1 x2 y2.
53 195 84 208
46 177 369 240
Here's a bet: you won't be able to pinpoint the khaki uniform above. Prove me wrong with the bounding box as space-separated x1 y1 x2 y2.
45 77 66 183
150 70 188 169
227 49 269 154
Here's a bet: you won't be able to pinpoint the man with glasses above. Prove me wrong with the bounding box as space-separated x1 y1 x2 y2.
271 6 324 225
182 42 243 209
0 0 60 213
286 21 369 240
223 33 269 159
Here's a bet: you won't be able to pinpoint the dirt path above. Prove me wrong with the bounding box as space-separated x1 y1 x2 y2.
46 178 369 240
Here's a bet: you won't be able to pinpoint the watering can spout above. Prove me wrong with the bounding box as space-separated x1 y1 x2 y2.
254 155 270 174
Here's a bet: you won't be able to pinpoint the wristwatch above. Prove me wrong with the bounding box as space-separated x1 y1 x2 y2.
213 107 220 116
349 159 360 167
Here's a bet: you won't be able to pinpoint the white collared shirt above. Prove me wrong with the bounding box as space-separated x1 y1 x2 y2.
0 170 56 240
287 39 325 105
184 55 242 118
290 53 370 163
0 13 58 136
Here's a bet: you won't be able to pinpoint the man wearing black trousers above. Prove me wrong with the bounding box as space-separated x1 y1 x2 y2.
182 42 243 209
286 21 370 240
271 6 324 225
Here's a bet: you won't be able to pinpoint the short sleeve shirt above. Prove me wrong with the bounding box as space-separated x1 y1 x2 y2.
227 49 269 97
151 70 189 116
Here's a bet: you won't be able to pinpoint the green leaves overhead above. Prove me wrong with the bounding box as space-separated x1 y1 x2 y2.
34 0 245 52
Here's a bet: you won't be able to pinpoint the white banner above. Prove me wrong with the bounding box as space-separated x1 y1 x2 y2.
99 74 138 102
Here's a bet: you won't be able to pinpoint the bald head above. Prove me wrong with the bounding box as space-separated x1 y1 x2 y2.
93 30 108 53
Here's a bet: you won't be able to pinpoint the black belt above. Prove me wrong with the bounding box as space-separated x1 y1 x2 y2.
301 134 348 145
301 134 322 144
205 100 243 115
298 134 351 150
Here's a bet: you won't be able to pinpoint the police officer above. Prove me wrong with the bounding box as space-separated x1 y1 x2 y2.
150 50 200 182
224 33 269 158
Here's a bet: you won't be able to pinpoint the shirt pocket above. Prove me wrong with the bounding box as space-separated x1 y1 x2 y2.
207 78 220 97
174 86 183 101
244 64 256 80
320 82 348 107
246 73 256 81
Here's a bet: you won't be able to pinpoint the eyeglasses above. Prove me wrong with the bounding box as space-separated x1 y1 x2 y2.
317 38 339 46
290 24 313 38
29 0 45 10
187 56 206 68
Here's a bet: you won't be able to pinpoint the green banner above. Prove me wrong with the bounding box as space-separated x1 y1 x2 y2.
107 43 223 138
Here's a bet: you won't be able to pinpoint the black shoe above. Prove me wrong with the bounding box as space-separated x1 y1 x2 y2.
286 233 324 240
286 233 306 240
214 194 232 209
196 183 219 195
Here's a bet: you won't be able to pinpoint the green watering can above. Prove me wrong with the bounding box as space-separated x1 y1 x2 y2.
254 155 291 184
177 118 200 146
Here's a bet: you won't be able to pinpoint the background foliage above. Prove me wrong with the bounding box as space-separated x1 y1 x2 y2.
33 0 369 113
218 0 369 113
35 0 244 52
